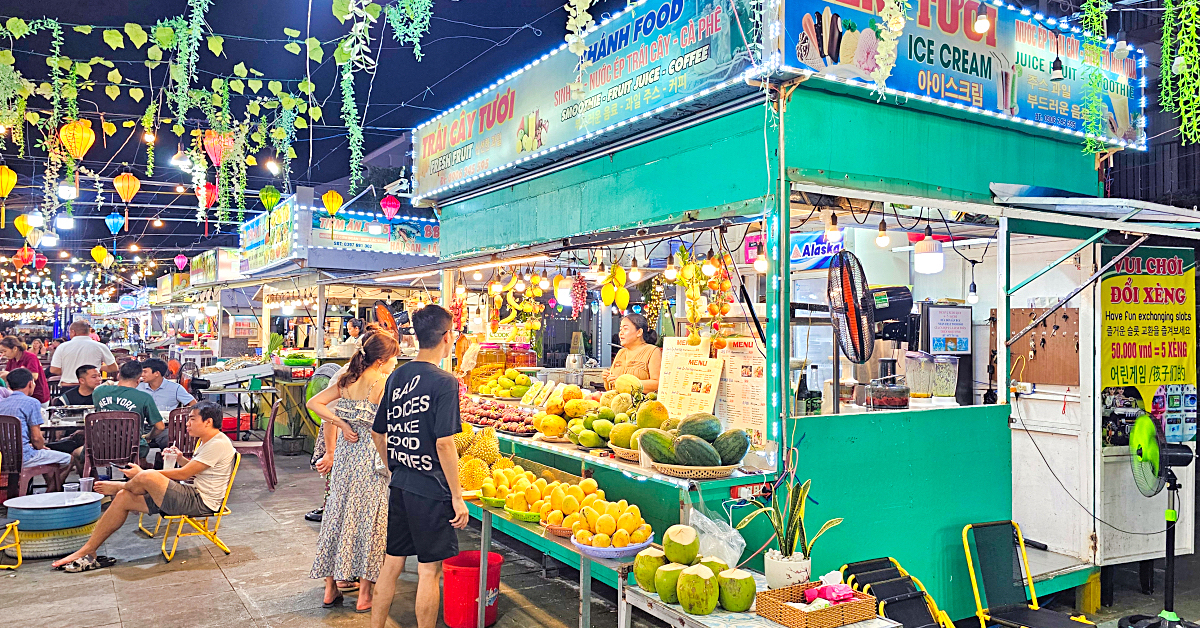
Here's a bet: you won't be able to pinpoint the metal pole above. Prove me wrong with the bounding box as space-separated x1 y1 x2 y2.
477 509 492 628
579 555 592 628
315 284 326 358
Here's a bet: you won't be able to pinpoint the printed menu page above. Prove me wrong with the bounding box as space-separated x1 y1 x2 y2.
659 337 723 419
716 337 767 448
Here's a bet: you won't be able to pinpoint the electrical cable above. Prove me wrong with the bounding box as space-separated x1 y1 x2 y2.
892 204 922 230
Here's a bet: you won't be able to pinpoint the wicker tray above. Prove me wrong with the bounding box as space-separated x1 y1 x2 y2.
505 507 541 522
651 462 739 479
756 581 876 628
480 496 505 508
462 490 481 500
541 522 574 538
609 444 640 462
534 433 572 444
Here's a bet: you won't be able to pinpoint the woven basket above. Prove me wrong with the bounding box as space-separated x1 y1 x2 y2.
541 523 574 538
480 496 505 508
651 462 739 479
609 445 640 462
756 582 876 628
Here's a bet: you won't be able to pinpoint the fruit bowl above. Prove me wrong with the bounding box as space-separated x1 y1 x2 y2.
504 507 541 522
651 462 739 479
570 536 653 559
480 496 505 508
608 444 640 462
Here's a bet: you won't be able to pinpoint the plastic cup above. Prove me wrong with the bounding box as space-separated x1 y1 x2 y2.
79 477 94 492
64 483 80 492
163 452 178 470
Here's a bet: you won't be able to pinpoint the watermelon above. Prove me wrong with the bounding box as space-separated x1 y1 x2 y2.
639 429 677 464
660 417 680 431
674 435 722 466
678 413 721 442
713 429 751 465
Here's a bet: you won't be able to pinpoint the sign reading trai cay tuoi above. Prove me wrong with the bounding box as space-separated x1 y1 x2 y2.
414 0 757 202
782 0 1145 146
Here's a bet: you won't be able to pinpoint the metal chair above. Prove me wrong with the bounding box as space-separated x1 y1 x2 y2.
841 558 953 628
155 453 241 561
166 408 198 456
232 401 278 491
81 412 141 478
962 521 1094 628
0 453 19 569
0 415 65 498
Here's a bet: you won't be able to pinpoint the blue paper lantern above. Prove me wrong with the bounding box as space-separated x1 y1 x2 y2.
104 211 124 235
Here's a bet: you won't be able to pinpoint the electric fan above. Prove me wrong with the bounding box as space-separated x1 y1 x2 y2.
1117 414 1197 628
827 250 875 364
304 362 343 427
374 300 401 341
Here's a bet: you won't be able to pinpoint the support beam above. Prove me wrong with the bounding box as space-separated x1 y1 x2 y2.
1007 209 1140 295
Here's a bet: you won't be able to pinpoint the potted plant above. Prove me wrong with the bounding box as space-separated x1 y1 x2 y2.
735 478 843 588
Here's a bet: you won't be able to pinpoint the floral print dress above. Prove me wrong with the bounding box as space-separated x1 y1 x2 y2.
309 392 388 582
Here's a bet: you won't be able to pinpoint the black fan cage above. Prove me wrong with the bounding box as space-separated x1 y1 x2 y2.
827 250 875 364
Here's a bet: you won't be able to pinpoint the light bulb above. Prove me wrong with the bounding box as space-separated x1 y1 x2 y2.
967 282 979 304
1050 56 1064 81
455 283 466 296
824 212 842 242
973 4 990 33
281 303 295 315
59 250 69 259
875 218 890 248
175 184 185 193
265 160 281 175
523 268 531 281
665 255 678 281
913 226 945 275
539 277 550 289
55 214 75 230
143 132 156 143
472 270 483 281
753 243 768 273
350 298 359 305
368 222 384 235
24 212 44 229
153 217 163 227
515 280 527 292
129 243 139 252
42 232 59 247
205 304 219 316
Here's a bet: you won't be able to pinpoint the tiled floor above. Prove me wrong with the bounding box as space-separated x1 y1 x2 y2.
2 454 650 628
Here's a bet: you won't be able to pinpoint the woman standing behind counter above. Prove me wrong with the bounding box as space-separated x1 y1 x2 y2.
603 313 662 393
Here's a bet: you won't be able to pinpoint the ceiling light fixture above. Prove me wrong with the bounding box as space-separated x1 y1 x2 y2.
753 242 768 273
55 214 75 230
665 254 678 281
913 225 945 275
973 2 990 33
265 160 281 176
875 218 890 248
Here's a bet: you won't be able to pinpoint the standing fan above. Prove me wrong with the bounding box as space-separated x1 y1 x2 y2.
1118 414 1197 628
827 250 875 364
374 300 401 341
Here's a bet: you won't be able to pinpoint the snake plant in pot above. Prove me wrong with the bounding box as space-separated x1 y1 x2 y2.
736 478 843 588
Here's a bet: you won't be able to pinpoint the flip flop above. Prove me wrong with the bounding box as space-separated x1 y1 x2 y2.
61 556 108 573
336 581 359 593
322 594 344 609
355 605 372 614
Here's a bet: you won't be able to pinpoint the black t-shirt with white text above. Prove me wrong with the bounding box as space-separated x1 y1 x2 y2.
372 360 460 501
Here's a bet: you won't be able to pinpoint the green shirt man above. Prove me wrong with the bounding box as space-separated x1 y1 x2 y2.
94 384 166 441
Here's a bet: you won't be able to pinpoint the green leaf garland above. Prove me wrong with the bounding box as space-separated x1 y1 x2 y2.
340 63 364 192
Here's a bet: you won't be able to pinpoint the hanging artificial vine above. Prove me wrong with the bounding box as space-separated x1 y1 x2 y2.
1078 0 1110 153
873 0 910 93
171 0 212 120
141 102 158 175
564 0 596 99
340 65 365 192
1162 0 1179 112
1174 0 1200 144
383 0 434 60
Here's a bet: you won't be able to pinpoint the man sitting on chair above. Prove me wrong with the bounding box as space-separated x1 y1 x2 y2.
52 401 236 572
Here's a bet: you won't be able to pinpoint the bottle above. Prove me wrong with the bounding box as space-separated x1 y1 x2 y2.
807 364 822 415
794 368 811 415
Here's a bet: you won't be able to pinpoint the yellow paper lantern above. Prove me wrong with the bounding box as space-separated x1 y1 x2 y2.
91 245 108 264
322 189 343 216
59 119 95 161
13 213 30 237
0 164 15 229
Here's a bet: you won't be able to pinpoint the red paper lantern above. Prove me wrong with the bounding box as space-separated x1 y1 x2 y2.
203 130 235 168
379 195 401 220
196 182 218 209
13 246 34 270
33 252 47 270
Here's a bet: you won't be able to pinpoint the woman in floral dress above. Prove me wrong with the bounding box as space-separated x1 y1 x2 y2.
307 331 400 612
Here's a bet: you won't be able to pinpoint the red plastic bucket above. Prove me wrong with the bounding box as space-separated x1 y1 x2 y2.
443 551 504 628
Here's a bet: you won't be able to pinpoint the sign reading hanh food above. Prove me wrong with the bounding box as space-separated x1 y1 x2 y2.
782 0 1145 146
413 0 757 202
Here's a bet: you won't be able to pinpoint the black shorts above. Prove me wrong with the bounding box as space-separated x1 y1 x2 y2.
387 488 459 563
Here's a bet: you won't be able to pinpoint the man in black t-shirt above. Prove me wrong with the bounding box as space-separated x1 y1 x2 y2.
371 304 468 628
52 364 101 407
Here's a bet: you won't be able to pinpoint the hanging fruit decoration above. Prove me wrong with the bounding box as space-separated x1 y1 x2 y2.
322 189 344 216
34 253 47 270
0 161 15 229
25 228 43 248
379 195 401 220
113 167 140 232
13 213 30 237
259 185 281 212
599 263 631 311
672 246 706 346
570 273 588 320
174 254 188 271
91 245 108 264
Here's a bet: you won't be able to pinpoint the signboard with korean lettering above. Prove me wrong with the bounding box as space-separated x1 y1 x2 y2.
1100 246 1196 442
782 0 1145 146
413 0 757 202
310 211 440 257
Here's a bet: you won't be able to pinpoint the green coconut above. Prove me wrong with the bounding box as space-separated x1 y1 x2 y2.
633 548 668 592
655 563 688 604
663 524 700 565
677 564 719 615
717 568 756 612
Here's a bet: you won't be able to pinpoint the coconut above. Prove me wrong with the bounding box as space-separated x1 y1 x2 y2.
677 564 719 615
663 524 700 565
718 568 757 612
633 548 668 592
700 556 729 576
654 563 687 604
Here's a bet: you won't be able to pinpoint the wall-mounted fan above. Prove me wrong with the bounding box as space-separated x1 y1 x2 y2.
1117 414 1197 628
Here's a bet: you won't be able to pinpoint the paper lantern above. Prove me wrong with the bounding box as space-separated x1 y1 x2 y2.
34 253 47 270
58 119 95 161
101 254 114 269
203 130 235 168
12 213 29 237
196 182 218 209
321 189 343 216
14 246 34 268
380 195 401 220
25 228 42 248
113 168 139 232
174 254 188 271
259 185 281 211
104 211 125 236
0 163 15 229
91 245 108 264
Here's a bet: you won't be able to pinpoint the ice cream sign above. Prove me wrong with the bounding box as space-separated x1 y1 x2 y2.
782 0 1145 147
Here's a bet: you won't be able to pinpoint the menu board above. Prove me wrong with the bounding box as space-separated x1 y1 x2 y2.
658 336 722 419
927 305 971 354
1100 246 1197 443
716 337 767 448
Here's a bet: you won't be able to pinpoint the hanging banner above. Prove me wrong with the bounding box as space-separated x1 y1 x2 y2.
1099 246 1196 443
744 230 844 270
240 200 295 272
782 0 1145 146
414 0 758 202
310 211 440 257
190 250 217 285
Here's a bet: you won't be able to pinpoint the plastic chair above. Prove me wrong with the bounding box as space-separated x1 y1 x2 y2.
155 453 240 562
232 401 278 491
81 412 141 478
166 408 198 456
0 415 65 498
962 521 1094 628
47 376 60 398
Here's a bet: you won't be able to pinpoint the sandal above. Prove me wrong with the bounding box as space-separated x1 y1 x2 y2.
355 605 372 614
322 594 344 609
60 555 111 572
336 581 359 593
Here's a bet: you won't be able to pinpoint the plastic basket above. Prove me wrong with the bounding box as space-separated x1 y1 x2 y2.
609 445 640 462
756 581 876 628
570 536 653 560
480 496 505 508
651 462 739 479
505 507 541 522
